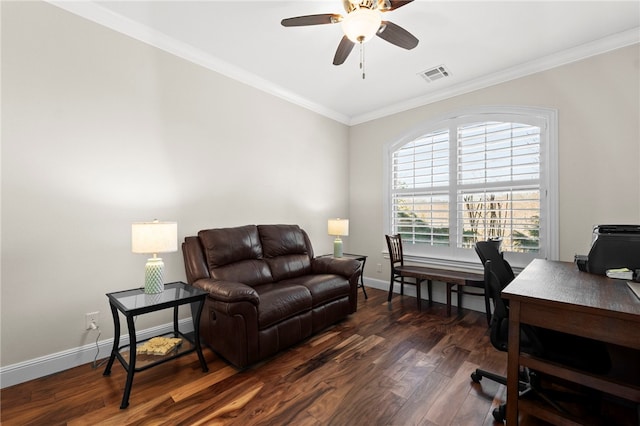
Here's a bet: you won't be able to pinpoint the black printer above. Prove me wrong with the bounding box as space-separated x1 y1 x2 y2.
575 225 640 276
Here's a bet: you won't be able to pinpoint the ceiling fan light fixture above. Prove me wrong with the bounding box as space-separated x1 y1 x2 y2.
341 8 382 43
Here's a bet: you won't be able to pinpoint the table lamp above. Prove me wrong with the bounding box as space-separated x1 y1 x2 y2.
131 220 178 294
328 218 349 258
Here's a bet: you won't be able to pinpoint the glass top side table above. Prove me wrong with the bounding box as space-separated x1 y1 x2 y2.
103 281 209 409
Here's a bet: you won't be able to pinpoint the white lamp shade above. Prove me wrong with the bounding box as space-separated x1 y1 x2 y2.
131 221 178 254
341 8 382 43
328 219 349 236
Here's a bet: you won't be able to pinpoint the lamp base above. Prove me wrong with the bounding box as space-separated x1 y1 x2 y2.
333 237 343 258
145 257 165 294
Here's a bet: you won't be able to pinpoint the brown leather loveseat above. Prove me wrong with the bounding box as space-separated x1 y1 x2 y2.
182 224 361 368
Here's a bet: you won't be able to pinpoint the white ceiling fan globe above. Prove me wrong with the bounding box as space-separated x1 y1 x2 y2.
341 8 382 43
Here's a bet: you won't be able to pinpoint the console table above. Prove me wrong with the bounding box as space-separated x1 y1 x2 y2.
393 265 487 321
103 281 209 409
502 259 640 424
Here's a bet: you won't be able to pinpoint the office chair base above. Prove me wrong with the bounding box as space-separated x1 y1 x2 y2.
470 368 528 391
471 369 507 387
493 404 506 422
471 368 572 423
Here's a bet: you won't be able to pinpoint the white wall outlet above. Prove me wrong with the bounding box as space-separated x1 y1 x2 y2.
376 263 382 273
85 311 100 330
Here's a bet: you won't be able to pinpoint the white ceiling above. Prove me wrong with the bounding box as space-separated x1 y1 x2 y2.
50 1 640 125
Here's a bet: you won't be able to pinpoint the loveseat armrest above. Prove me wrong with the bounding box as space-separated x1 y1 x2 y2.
311 257 361 278
192 278 260 305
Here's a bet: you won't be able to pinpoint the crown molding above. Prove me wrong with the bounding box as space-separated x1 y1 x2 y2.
349 27 640 125
46 2 638 127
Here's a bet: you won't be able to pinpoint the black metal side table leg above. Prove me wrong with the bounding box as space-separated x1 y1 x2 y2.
193 298 208 372
173 306 180 337
359 258 368 299
103 303 120 376
120 315 137 409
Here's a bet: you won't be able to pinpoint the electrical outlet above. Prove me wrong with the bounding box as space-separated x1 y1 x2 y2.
376 263 382 273
85 311 100 330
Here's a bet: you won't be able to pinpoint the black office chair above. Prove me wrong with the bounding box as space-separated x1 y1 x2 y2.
385 234 431 309
475 239 514 286
474 239 508 325
471 241 612 422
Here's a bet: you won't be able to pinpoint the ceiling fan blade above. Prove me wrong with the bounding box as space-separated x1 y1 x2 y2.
376 21 419 50
281 14 342 27
333 36 355 65
384 1 415 12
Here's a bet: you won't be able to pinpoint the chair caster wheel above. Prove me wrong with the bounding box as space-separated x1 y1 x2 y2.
492 405 506 423
470 372 482 383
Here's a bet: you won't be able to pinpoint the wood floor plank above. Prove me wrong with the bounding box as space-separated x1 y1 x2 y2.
332 334 385 364
436 345 472 378
388 369 451 425
183 380 265 426
423 360 480 425
451 392 497 426
313 358 404 425
385 348 436 400
170 365 238 402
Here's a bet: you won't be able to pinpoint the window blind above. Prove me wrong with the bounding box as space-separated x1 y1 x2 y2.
391 129 450 245
456 121 541 252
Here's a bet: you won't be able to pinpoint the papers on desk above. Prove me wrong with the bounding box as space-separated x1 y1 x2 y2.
606 268 633 280
627 281 640 300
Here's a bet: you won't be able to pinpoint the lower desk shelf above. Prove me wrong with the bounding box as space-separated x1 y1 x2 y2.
518 391 639 425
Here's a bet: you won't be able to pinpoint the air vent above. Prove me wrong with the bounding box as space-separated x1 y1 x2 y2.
419 65 451 83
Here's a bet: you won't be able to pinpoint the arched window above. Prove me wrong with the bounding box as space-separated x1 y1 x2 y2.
385 106 558 269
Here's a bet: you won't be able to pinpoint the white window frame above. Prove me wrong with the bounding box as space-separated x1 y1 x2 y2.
383 106 558 270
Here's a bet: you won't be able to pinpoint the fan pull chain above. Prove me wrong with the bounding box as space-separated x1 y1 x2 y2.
359 41 366 80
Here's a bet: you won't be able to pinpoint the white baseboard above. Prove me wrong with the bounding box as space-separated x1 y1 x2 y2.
0 318 194 389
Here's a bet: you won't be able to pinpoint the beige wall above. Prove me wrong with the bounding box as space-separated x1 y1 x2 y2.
349 44 640 284
1 2 349 367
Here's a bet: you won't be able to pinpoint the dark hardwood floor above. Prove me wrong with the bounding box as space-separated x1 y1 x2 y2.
1 288 539 425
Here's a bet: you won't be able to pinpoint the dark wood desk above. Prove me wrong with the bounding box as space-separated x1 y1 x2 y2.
502 259 640 424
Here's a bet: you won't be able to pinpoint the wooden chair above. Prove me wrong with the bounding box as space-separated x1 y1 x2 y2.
385 234 432 309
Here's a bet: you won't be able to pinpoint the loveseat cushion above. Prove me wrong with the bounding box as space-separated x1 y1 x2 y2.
265 255 312 282
199 225 263 267
280 274 350 308
258 225 312 281
199 225 273 286
209 260 273 287
254 283 312 330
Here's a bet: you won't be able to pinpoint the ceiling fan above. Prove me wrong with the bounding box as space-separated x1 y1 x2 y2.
281 0 418 71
